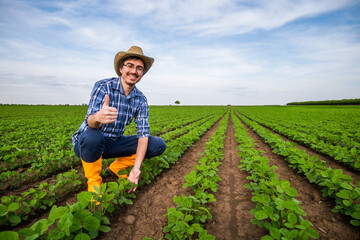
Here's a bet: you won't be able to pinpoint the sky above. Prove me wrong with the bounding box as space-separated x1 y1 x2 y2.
0 0 359 105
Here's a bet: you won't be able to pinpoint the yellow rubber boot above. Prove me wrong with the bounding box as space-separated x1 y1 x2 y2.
109 154 136 179
81 158 102 193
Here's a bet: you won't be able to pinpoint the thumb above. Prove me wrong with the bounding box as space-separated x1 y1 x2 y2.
103 94 110 107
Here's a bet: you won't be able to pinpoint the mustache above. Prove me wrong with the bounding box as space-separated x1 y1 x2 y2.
127 72 139 78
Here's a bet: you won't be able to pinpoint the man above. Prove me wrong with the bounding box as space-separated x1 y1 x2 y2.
72 46 166 193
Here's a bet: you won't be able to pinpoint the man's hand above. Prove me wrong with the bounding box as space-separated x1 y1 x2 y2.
127 167 141 193
96 95 118 124
87 95 118 129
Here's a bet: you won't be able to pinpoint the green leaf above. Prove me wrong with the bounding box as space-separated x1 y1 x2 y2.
306 227 319 239
269 227 281 239
279 228 289 236
0 205 8 216
274 198 284 210
350 219 360 226
48 206 69 223
263 206 274 216
0 231 18 240
285 187 297 197
254 210 268 220
184 215 194 222
336 190 350 199
287 213 298 225
117 169 128 175
9 215 21 225
83 216 100 232
270 214 280 221
261 235 274 240
70 218 82 232
343 200 352 206
48 229 65 240
17 228 35 237
284 200 298 210
30 219 48 235
288 229 298 239
57 213 74 236
0 146 12 151
300 220 312 228
340 183 353 190
186 226 195 235
77 191 92 205
74 233 91 240
102 216 111 225
351 210 360 220
99 225 111 233
8 203 20 212
191 223 203 232
89 229 99 239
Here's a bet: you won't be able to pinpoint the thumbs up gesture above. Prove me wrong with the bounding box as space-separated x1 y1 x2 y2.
97 95 118 124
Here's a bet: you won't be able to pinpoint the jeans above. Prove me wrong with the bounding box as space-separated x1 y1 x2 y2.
74 128 166 163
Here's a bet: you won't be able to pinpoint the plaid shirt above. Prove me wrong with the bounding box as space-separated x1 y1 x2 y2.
72 77 150 146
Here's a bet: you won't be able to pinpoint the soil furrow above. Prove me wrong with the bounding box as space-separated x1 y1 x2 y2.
99 118 222 240
205 114 267 239
240 118 360 240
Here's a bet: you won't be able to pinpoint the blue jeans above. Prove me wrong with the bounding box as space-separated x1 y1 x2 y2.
74 128 166 163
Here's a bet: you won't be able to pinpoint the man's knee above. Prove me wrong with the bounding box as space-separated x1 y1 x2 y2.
77 128 104 162
156 137 167 155
146 136 166 158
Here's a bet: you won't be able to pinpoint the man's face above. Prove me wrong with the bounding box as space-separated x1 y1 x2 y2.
119 58 145 86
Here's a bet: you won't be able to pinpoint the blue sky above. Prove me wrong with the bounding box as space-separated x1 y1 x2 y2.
0 0 359 105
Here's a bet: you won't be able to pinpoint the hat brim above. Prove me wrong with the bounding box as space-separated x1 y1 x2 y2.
114 51 154 76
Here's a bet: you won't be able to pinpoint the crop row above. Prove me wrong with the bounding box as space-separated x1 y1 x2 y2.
232 112 319 240
0 110 226 239
235 112 360 227
154 112 229 239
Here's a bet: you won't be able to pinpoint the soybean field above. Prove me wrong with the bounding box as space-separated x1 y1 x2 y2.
0 105 359 240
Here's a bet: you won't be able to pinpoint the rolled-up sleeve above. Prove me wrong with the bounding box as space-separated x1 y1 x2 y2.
135 97 150 138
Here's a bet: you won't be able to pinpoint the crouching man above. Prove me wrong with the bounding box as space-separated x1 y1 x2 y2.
72 46 166 193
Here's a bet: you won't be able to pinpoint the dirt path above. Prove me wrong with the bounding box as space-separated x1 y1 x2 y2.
99 118 222 240
205 115 267 239
240 117 360 240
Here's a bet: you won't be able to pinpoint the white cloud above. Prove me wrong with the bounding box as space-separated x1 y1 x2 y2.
108 0 356 37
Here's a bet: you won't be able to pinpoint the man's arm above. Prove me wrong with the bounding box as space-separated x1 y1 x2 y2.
128 136 148 192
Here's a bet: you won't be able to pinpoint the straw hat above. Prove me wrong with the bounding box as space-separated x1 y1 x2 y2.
114 46 154 76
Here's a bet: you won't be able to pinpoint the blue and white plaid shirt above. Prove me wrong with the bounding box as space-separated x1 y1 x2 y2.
72 77 150 146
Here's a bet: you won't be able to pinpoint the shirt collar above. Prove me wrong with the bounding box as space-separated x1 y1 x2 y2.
112 77 139 99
